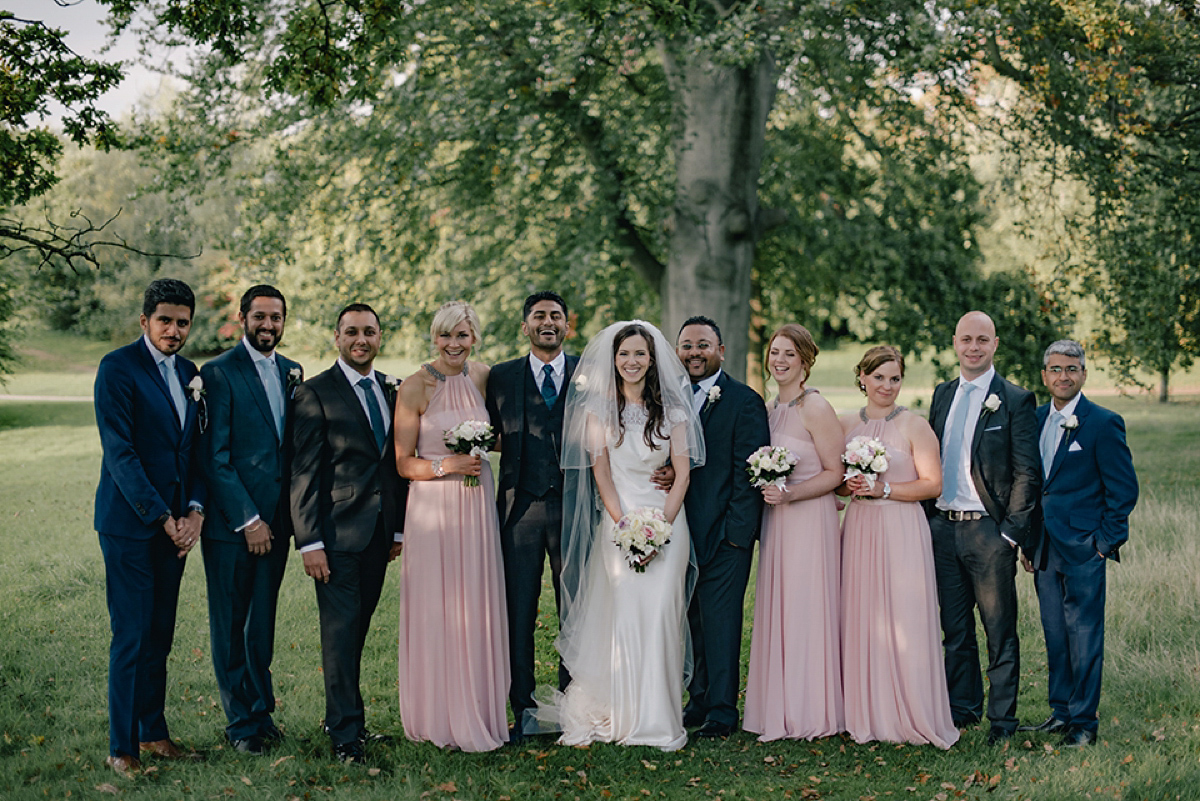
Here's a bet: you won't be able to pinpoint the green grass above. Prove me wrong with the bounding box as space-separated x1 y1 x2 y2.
2 331 1199 800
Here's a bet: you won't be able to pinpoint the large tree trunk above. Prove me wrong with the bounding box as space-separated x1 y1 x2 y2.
660 47 776 382
1159 365 1170 403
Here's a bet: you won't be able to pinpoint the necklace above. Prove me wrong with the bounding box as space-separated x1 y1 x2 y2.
859 405 905 423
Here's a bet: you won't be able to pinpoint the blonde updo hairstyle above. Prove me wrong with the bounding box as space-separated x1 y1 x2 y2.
855 345 905 394
430 300 481 347
768 323 819 384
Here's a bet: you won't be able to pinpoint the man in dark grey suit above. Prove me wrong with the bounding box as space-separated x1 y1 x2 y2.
926 310 1040 745
290 303 407 764
200 285 302 755
485 291 578 740
675 316 770 739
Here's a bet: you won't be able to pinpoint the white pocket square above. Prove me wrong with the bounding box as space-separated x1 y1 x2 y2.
984 425 1002 432
1068 441 1083 452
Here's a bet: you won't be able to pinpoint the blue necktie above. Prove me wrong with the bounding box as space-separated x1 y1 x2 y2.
258 357 285 438
540 363 558 410
160 358 186 427
358 377 387 452
940 383 976 502
1041 410 1062 478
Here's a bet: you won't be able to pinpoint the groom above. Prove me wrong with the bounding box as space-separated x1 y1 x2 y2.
486 291 578 740
675 316 769 738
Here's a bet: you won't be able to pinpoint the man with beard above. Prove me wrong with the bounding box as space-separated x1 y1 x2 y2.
485 291 578 741
200 285 303 754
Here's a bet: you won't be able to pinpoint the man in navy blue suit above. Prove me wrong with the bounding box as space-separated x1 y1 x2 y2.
1018 340 1138 747
93 278 206 775
200 285 303 755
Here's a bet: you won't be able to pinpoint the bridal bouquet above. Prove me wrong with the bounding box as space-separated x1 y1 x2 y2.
842 435 889 491
745 445 798 489
443 420 496 487
612 506 672 573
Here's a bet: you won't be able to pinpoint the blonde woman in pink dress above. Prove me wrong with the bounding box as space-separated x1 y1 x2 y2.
744 324 845 741
838 346 958 749
394 301 510 752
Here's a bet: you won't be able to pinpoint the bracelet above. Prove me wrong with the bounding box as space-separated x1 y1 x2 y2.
246 521 264 533
432 457 446 478
881 481 892 500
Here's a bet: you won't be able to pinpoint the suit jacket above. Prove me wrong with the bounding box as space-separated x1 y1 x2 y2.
927 372 1041 549
1032 393 1138 567
94 338 206 537
683 372 771 566
289 364 406 553
200 342 303 544
485 353 579 528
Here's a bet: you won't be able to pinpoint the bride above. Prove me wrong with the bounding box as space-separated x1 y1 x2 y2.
537 321 705 750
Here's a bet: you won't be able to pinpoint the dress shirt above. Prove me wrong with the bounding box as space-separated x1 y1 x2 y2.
1041 392 1082 466
937 366 994 514
142 334 204 515
529 351 566 395
691 370 723 416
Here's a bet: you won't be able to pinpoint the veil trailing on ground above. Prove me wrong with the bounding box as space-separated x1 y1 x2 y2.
527 320 705 734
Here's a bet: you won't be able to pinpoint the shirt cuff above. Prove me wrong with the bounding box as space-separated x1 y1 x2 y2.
299 542 325 553
1001 533 1017 547
188 502 205 516
393 531 404 543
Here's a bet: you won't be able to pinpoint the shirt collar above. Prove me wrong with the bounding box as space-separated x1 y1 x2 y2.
143 334 173 368
694 369 723 394
1052 392 1082 419
528 351 566 377
337 358 374 386
242 337 275 366
958 366 995 393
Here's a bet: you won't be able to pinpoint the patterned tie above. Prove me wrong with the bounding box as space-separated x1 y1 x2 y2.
358 377 387 452
258 357 285 438
541 363 558 410
1041 410 1063 478
940 382 976 503
160 357 186 427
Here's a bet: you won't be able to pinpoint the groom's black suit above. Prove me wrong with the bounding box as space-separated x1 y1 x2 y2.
683 372 770 729
290 364 407 746
926 372 1039 731
486 353 578 732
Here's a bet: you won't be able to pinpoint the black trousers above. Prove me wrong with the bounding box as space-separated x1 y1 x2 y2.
684 539 754 728
929 514 1020 730
501 489 568 732
314 517 391 746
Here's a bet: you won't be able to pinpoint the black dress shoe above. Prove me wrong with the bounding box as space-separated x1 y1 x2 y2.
1060 728 1098 748
507 724 527 745
1017 716 1068 734
333 740 366 764
228 734 266 755
952 715 981 729
682 709 706 728
986 726 1013 746
696 721 735 739
359 729 393 745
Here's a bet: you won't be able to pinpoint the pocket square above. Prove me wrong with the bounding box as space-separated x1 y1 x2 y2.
1068 441 1083 452
983 425 1002 432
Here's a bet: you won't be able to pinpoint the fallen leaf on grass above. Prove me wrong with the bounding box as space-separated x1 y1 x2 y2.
271 755 294 767
1122 754 1134 765
241 776 252 786
436 781 458 792
95 784 120 794
368 768 381 777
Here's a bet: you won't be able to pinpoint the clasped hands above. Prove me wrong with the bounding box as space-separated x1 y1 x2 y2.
164 510 204 558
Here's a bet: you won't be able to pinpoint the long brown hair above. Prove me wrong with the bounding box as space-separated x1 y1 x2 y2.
613 323 667 449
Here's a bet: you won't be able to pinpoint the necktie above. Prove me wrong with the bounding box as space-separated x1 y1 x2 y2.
940 383 976 502
692 383 703 414
358 377 387 452
258 357 285 438
160 357 186 427
541 363 558 410
1041 410 1063 478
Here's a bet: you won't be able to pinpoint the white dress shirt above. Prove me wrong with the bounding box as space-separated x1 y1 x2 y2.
937 366 994 513
691 370 722 416
528 351 566 395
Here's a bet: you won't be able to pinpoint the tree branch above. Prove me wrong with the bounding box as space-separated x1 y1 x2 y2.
0 209 201 272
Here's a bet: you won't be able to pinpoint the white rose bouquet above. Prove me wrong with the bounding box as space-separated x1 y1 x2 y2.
612 506 672 573
842 435 889 492
443 420 496 487
745 445 798 490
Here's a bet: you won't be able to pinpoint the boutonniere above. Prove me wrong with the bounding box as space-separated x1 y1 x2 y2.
187 375 205 402
704 385 721 412
981 393 1001 414
1061 414 1079 430
382 374 399 397
287 367 303 393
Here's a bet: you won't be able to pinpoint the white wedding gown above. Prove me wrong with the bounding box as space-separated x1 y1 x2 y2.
556 410 691 750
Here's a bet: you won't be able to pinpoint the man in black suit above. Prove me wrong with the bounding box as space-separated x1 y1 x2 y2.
93 278 206 775
485 291 578 740
927 310 1040 745
1018 340 1138 747
290 303 407 764
200 285 303 755
675 316 770 739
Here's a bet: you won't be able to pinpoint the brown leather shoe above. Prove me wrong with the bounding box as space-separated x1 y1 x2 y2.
105 754 141 776
139 739 201 760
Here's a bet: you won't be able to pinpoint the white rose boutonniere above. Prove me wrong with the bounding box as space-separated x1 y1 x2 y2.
287 367 303 392
573 373 589 391
1061 414 1079 430
187 375 205 402
982 393 1001 414
383 374 399 393
704 385 721 412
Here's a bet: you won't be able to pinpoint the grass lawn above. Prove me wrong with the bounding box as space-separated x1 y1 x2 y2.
2 330 1199 800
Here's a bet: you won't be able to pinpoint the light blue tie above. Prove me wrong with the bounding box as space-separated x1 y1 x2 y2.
940 383 976 502
1041 410 1062 478
358 377 387 452
540 363 558 410
258 357 285 438
160 357 186 427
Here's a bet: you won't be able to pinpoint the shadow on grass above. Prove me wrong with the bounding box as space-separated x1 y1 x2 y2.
0 402 94 431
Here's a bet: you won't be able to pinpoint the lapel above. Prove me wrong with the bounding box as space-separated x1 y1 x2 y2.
331 363 378 447
1045 394 1088 485
931 378 957 439
700 372 727 427
233 344 279 442
514 357 528 431
969 374 1004 459
137 338 183 436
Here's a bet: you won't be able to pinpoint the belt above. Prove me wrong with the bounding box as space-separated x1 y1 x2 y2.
940 509 986 522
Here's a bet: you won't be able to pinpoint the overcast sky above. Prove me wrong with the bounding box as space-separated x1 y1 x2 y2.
9 0 179 123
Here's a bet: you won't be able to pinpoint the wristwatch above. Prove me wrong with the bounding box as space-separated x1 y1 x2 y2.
432 457 446 478
881 481 892 500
